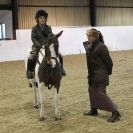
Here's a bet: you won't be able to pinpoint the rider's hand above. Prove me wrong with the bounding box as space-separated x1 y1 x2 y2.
37 44 42 49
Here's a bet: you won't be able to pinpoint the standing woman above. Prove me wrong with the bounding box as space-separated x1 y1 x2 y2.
83 29 121 122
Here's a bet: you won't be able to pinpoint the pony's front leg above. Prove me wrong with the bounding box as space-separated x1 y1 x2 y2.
38 82 45 121
53 87 61 121
33 85 38 109
29 79 38 109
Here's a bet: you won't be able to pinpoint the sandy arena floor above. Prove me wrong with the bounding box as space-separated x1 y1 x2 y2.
0 50 133 133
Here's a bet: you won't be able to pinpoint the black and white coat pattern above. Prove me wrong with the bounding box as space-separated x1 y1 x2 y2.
25 31 63 121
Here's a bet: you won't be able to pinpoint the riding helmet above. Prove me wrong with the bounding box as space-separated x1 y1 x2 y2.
35 10 48 22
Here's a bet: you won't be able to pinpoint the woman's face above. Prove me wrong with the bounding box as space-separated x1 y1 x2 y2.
38 16 47 24
87 32 96 43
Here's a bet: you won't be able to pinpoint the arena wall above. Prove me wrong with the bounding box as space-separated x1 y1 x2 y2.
0 26 133 62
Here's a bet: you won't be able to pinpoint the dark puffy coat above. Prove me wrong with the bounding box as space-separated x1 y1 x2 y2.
31 24 52 49
83 39 113 87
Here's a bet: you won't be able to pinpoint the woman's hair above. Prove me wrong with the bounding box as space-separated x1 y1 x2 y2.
98 31 104 43
86 29 99 39
86 28 105 43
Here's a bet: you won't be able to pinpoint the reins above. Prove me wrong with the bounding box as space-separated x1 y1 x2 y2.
37 48 58 89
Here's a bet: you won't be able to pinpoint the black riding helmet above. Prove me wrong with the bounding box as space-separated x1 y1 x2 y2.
35 10 48 23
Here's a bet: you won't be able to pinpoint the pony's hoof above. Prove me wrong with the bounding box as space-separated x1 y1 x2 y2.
55 117 62 121
34 105 39 109
39 117 45 121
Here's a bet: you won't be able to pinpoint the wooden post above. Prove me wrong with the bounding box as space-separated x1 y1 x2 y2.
11 0 19 39
89 0 96 26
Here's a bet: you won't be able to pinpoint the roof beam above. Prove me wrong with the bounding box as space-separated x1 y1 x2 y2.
0 4 11 10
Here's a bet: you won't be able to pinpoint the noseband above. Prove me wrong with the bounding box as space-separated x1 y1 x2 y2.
39 45 58 61
45 56 57 61
37 47 58 89
37 44 58 71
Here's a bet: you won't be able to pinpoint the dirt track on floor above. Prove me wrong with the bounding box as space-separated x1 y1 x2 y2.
0 51 133 133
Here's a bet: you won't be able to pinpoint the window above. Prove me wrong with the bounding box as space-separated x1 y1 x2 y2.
0 23 6 39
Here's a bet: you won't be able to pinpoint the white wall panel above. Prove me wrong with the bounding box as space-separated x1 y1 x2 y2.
1 26 133 62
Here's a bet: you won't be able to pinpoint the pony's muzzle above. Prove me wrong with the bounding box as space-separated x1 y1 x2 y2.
46 58 56 68
46 59 52 67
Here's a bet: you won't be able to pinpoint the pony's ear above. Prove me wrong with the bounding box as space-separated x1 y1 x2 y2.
55 30 63 38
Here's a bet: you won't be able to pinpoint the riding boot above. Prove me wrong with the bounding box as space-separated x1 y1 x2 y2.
26 58 34 79
58 53 66 76
26 54 37 79
107 110 121 122
84 108 98 116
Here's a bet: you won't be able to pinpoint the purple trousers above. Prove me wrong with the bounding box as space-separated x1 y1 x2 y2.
88 86 117 112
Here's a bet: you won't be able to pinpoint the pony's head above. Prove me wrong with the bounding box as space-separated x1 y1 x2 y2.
44 31 63 68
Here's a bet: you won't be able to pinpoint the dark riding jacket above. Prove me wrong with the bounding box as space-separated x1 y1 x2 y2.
31 24 53 49
83 39 113 87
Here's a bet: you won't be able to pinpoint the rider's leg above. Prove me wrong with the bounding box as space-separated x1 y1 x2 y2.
58 53 66 76
26 53 36 79
26 47 38 79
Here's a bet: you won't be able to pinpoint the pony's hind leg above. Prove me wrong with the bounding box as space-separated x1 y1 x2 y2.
29 79 38 109
38 82 45 121
53 87 61 121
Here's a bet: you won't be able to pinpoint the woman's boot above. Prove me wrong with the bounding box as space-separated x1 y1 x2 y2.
107 110 121 122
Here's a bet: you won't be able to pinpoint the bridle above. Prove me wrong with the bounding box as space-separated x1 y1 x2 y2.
35 31 63 89
37 44 58 89
39 46 58 61
37 44 58 66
